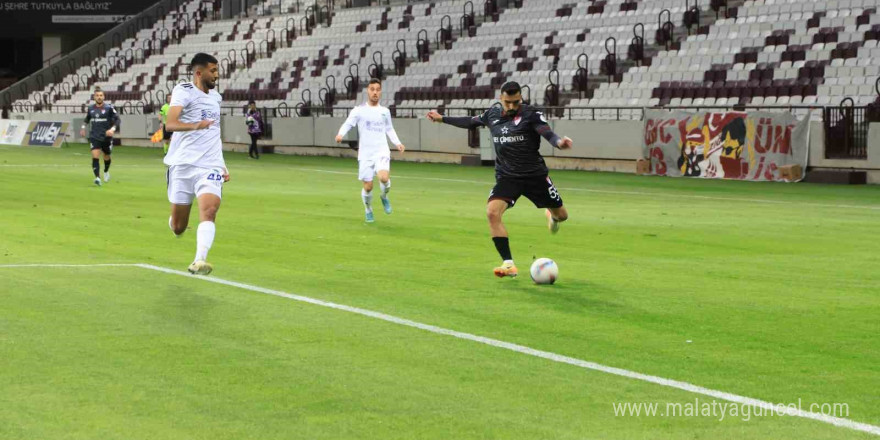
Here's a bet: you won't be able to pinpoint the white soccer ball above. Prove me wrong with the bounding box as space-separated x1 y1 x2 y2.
530 258 558 285
246 116 255 125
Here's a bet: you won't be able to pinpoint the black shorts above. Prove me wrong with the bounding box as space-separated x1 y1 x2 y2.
90 140 112 155
162 127 171 141
488 175 563 209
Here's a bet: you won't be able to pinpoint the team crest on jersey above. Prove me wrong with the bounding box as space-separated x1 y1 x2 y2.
513 116 522 126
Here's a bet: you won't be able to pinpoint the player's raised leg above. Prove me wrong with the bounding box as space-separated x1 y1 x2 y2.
546 206 568 234
169 203 191 237
488 199 517 277
541 177 567 234
189 192 220 275
377 166 392 215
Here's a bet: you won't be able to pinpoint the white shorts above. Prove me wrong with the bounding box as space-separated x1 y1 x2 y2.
166 164 224 205
358 156 390 182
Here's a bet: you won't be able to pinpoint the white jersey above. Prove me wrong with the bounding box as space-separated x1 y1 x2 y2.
337 103 401 161
164 82 225 170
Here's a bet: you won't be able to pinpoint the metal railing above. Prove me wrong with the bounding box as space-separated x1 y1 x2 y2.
823 100 868 160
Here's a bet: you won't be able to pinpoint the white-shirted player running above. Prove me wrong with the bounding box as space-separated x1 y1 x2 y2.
164 53 229 275
335 78 405 223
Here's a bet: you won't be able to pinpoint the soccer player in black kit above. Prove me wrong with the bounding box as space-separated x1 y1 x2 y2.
80 88 119 186
427 81 573 278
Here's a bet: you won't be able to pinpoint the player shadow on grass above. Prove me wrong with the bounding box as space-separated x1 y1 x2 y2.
157 286 219 328
508 279 626 314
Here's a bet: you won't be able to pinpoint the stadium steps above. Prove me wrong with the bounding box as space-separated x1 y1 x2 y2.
555 1 745 110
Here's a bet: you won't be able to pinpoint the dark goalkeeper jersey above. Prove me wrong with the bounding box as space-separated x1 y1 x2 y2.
83 103 120 143
443 105 561 179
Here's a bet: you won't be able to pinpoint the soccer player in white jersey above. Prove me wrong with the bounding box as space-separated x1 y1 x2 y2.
335 79 405 223
163 53 229 275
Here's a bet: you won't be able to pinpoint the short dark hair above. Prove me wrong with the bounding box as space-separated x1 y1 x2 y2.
501 81 521 96
190 53 218 69
368 78 382 87
93 87 103 93
248 99 256 105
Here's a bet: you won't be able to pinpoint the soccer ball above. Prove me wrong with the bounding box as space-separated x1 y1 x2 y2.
530 258 558 285
246 116 255 125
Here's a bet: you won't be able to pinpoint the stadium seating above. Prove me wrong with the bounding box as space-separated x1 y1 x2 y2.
11 0 880 120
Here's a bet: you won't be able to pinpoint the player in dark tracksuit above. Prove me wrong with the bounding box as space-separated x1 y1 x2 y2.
427 81 573 278
80 89 120 186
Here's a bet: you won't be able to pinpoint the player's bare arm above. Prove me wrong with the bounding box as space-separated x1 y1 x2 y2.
557 137 573 149
426 110 443 122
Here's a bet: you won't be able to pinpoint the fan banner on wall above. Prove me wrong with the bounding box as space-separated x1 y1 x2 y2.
642 109 810 182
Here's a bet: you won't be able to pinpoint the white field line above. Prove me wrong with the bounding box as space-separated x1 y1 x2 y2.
0 164 154 168
2 262 878 436
0 263 140 268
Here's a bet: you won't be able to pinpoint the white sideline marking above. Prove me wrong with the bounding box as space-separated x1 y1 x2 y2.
0 164 153 168
0 263 139 268
2 262 879 436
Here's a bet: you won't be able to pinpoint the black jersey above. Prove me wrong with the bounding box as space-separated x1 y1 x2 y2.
83 103 119 144
443 105 561 179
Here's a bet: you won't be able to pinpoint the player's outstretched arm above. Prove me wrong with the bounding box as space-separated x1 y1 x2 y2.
428 110 485 129
165 106 213 132
532 111 572 149
426 110 444 123
556 136 573 149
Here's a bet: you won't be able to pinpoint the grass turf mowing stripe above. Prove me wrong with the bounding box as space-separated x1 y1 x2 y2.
3 159 878 210
4 262 879 437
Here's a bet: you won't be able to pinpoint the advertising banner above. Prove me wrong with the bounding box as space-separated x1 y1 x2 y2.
643 110 810 182
24 121 69 147
0 1 142 36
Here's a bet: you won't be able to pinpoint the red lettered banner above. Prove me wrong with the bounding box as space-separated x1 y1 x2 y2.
643 110 810 181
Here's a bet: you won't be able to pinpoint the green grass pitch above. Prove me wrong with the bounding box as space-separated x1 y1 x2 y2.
1 143 879 439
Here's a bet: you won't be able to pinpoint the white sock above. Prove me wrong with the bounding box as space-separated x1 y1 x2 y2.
380 180 390 199
195 221 215 262
362 189 373 212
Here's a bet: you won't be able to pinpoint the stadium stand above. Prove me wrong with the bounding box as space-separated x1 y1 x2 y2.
5 0 880 122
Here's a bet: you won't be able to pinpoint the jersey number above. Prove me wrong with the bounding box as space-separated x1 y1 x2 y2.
547 180 559 201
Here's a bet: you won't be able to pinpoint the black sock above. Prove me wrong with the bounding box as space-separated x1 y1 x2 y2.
92 158 100 177
492 237 512 261
104 159 111 172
